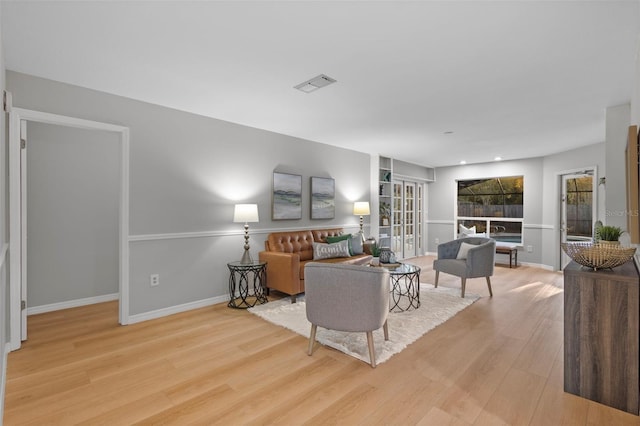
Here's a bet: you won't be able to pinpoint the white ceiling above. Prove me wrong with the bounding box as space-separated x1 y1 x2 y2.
3 1 639 167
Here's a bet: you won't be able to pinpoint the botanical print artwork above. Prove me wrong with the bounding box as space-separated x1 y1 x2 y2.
311 177 335 219
273 172 302 220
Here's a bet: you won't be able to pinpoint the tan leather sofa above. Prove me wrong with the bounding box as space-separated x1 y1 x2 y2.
258 228 373 302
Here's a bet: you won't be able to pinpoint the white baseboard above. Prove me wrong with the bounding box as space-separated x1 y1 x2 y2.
27 293 119 316
128 295 229 324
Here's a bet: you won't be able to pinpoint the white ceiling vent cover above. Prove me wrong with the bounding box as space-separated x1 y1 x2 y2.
294 74 337 93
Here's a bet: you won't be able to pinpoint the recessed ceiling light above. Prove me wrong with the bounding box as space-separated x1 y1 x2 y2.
460 160 467 165
294 74 337 93
494 156 502 161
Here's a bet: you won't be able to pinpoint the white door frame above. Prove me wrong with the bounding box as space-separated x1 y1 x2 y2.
9 107 130 350
556 166 598 270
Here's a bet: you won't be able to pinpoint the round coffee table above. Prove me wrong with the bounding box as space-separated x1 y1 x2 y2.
385 263 421 312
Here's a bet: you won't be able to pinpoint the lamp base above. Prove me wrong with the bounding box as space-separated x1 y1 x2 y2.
240 249 253 264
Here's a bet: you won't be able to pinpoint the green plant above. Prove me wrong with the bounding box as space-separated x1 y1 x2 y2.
596 225 623 241
379 202 391 218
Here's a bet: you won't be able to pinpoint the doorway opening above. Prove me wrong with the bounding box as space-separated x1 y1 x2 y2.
9 107 130 350
391 180 424 260
560 171 595 268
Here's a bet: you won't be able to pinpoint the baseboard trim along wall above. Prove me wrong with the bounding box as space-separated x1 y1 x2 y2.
128 295 229 324
26 293 119 316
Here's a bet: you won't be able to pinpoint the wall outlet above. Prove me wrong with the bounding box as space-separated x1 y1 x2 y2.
526 245 533 253
150 274 160 287
435 238 439 244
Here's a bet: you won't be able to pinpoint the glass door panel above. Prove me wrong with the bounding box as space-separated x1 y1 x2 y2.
561 173 594 268
392 182 403 253
391 180 422 260
404 182 416 258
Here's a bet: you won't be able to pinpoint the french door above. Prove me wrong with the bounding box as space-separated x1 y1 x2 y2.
392 180 423 259
560 172 594 268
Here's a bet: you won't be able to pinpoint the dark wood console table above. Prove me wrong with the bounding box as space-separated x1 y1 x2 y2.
564 260 639 415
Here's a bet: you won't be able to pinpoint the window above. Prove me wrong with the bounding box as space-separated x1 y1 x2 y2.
456 176 524 244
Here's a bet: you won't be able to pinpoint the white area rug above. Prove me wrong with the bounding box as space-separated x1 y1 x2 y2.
248 284 479 366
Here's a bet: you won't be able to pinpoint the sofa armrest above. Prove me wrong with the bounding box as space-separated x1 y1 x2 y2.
258 251 302 296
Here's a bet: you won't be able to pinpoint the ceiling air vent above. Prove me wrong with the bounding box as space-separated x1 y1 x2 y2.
294 74 337 93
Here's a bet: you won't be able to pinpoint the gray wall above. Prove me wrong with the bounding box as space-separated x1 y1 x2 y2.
427 143 608 269
7 71 371 317
27 122 119 307
427 157 545 265
605 104 631 230
0 3 8 420
540 142 606 269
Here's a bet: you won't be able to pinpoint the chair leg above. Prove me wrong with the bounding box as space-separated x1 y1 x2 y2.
366 331 377 368
461 278 466 298
434 270 439 288
308 324 317 356
486 276 493 297
383 320 389 341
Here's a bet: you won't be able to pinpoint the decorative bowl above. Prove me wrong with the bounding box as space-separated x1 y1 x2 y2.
561 242 636 270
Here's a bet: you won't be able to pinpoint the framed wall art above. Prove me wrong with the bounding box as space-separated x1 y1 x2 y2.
272 172 302 220
310 176 335 219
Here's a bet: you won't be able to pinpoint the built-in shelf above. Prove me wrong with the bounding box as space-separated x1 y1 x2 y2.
375 155 435 252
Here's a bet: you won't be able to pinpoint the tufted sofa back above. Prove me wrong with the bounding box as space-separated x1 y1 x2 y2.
264 228 345 261
265 230 315 261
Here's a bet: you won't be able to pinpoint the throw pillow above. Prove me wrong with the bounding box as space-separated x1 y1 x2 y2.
458 224 476 238
456 242 476 259
312 240 351 260
326 234 353 255
349 234 364 255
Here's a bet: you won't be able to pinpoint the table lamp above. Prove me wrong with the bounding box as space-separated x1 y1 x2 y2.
233 204 259 264
353 201 370 242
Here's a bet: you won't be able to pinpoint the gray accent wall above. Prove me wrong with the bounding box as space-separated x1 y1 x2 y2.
427 157 544 263
540 143 606 269
7 71 371 316
26 122 120 307
428 143 607 270
0 4 8 420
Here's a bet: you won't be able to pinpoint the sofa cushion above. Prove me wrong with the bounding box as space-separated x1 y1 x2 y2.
349 234 364 255
312 241 351 260
326 233 365 256
326 234 351 244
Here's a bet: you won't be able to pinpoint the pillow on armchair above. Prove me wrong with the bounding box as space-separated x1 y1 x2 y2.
459 224 486 239
458 224 476 238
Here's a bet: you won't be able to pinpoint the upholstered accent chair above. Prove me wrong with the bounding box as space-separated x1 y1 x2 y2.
433 237 496 298
304 263 390 368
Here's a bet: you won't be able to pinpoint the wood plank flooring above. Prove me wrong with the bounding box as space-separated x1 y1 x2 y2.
4 256 640 425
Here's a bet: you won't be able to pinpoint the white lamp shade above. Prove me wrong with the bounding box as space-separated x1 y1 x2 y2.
233 204 259 223
353 201 370 216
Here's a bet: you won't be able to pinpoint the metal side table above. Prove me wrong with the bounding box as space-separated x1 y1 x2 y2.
227 261 268 309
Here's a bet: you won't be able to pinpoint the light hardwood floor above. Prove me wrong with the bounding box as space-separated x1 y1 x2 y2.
4 256 640 425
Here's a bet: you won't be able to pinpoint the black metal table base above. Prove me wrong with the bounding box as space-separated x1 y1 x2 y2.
389 268 420 312
227 262 268 309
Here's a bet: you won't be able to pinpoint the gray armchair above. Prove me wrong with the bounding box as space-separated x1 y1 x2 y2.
304 262 390 368
433 237 495 298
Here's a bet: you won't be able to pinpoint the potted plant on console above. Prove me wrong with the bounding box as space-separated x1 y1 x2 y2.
596 225 623 245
